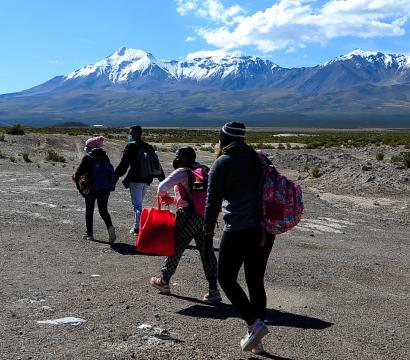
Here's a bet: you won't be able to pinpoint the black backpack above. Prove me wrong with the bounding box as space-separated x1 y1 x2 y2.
136 142 163 178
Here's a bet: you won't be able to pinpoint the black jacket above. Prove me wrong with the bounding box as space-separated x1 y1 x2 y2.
204 141 262 233
74 148 111 195
114 140 165 185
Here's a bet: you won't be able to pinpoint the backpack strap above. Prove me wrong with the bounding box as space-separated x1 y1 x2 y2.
178 168 195 210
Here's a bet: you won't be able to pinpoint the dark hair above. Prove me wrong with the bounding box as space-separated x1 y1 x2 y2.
129 125 142 135
177 146 196 165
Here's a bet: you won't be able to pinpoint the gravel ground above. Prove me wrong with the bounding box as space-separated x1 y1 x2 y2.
0 134 409 360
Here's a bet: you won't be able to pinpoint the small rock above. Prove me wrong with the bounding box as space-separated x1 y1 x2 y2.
362 165 372 171
309 233 315 237
374 201 380 206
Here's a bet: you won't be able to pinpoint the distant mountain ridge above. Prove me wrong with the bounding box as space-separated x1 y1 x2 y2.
1 47 410 127
24 47 410 93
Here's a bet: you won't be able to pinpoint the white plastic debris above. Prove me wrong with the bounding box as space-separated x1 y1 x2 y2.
138 324 153 330
37 317 86 326
90 274 101 277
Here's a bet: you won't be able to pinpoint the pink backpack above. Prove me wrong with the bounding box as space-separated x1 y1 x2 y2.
257 150 304 234
179 165 210 217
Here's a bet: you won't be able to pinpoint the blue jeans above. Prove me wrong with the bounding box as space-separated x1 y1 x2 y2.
129 182 148 229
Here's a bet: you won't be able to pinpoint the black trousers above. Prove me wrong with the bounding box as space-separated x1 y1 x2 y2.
84 192 112 237
218 225 274 326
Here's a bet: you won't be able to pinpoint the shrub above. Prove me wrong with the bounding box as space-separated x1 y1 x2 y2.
286 143 292 149
199 145 215 153
400 152 410 168
22 152 32 163
277 143 285 150
45 149 66 162
391 155 402 163
153 145 169 152
311 165 321 178
390 152 410 167
306 141 325 149
375 152 384 161
9 156 16 162
0 132 5 141
6 123 25 135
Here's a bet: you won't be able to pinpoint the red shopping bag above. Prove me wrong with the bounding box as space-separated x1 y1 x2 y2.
136 199 176 256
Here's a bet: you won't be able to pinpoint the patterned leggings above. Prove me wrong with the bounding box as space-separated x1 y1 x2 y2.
161 207 218 290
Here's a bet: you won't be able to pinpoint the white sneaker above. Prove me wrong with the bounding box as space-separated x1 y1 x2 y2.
129 227 138 235
240 319 268 352
252 342 264 355
108 226 116 243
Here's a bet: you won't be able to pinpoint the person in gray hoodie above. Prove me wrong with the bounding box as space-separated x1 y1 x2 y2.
204 122 275 354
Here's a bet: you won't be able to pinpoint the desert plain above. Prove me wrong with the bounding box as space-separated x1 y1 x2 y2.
0 132 409 360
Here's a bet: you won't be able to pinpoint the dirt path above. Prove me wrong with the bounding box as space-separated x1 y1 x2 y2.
0 135 409 359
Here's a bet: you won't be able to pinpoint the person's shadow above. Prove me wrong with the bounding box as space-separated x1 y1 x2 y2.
109 243 219 256
109 242 167 256
171 294 331 360
174 296 332 329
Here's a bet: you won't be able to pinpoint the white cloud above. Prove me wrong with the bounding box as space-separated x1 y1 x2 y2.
176 0 245 25
178 0 410 52
176 0 197 16
185 36 196 42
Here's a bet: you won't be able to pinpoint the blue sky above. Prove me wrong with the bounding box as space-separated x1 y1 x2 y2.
1 0 410 94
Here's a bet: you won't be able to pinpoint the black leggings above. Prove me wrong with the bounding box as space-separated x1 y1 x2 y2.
84 192 112 237
218 226 274 326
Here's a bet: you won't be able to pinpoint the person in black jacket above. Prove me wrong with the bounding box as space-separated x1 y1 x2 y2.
204 122 275 354
114 125 165 235
73 142 116 243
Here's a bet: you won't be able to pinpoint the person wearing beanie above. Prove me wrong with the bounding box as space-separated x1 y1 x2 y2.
149 146 221 303
73 138 116 243
204 122 275 354
115 125 165 235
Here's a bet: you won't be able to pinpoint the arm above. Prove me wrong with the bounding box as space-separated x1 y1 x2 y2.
114 144 132 180
157 166 166 182
157 168 186 197
204 159 224 235
73 156 92 182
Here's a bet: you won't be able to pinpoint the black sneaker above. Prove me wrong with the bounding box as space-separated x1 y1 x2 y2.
203 289 222 303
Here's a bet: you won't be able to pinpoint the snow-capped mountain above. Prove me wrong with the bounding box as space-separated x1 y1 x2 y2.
26 47 409 95
62 47 281 90
325 49 410 69
1 47 410 127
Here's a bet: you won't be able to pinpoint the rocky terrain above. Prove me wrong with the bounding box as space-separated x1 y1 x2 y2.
0 133 409 359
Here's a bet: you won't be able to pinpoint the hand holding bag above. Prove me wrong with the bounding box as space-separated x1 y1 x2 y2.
136 198 176 256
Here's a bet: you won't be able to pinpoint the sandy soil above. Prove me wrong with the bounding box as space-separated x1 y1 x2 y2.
0 134 409 360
